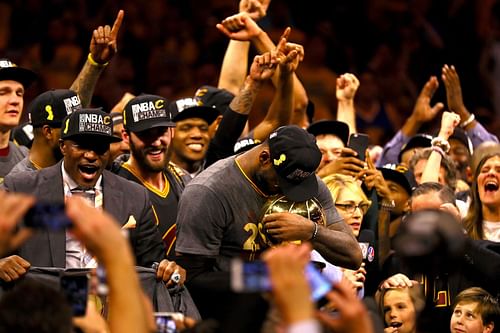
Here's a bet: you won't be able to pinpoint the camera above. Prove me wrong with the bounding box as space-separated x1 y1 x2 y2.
60 271 89 317
230 259 332 302
25 201 72 230
154 312 181 333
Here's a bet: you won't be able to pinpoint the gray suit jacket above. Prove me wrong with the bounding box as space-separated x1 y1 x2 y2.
2 161 165 268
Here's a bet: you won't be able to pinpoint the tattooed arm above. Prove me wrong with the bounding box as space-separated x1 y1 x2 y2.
70 10 124 107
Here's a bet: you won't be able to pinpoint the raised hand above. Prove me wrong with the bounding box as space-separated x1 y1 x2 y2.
239 0 271 21
358 150 391 199
216 12 262 41
438 111 461 139
318 147 365 178
249 52 278 81
411 76 444 124
89 9 124 65
336 73 360 102
441 64 467 117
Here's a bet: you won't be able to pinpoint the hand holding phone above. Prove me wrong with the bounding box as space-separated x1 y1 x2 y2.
347 133 369 161
60 272 89 317
24 201 72 230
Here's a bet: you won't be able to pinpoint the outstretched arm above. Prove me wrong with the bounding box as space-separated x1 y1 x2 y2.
217 11 308 125
442 64 498 145
336 73 360 134
70 10 124 107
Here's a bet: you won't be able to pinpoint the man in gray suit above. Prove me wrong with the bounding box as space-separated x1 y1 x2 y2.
0 108 185 285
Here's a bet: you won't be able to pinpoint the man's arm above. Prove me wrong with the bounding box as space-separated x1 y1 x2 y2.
376 76 443 167
70 10 124 107
336 73 360 135
217 11 308 125
442 64 499 145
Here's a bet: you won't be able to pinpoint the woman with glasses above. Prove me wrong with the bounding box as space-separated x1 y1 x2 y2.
311 173 372 298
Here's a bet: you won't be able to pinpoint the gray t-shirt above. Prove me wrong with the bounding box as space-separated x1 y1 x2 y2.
0 142 28 185
7 156 36 178
175 155 342 271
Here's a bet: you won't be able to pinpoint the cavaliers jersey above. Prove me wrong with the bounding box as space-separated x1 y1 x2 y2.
116 162 188 259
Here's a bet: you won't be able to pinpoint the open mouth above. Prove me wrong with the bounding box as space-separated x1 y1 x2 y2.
484 180 499 192
187 143 203 152
78 165 99 180
390 322 402 328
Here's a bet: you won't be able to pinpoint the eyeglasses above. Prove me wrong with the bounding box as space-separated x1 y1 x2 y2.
335 202 370 214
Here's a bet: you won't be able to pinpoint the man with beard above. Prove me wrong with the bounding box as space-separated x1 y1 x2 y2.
1 108 184 285
116 94 189 259
8 89 82 176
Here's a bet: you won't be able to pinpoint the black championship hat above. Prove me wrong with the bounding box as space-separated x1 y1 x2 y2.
171 97 220 124
398 133 433 163
306 120 350 146
194 85 234 115
379 163 417 196
61 108 121 143
0 59 37 88
29 89 82 127
123 94 175 132
268 125 322 202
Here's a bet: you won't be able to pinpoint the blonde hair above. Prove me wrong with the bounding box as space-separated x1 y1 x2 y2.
322 173 371 206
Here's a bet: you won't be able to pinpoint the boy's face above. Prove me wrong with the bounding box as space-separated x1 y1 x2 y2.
450 301 493 333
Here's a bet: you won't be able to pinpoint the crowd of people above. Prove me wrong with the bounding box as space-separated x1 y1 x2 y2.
1 1 500 333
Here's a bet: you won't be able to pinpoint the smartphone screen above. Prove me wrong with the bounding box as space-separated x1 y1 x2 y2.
154 313 177 333
347 133 370 161
24 201 72 230
60 274 89 316
230 259 332 302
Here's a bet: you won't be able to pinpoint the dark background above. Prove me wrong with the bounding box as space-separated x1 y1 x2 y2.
1 0 499 145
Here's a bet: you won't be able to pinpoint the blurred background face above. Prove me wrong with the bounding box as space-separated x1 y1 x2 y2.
383 289 417 333
477 155 500 208
334 187 369 237
412 159 446 186
450 302 490 333
316 134 344 171
108 122 129 167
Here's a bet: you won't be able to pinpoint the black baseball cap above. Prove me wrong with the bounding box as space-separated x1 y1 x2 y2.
306 120 350 146
379 163 416 195
449 128 473 155
0 59 37 88
171 97 220 124
123 94 175 132
398 134 433 163
29 89 82 127
61 108 121 143
268 125 322 202
194 85 234 115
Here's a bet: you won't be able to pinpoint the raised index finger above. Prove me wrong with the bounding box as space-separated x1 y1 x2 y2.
110 9 124 38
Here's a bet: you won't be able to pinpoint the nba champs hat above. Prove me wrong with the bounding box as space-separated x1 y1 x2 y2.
306 120 350 146
0 59 37 87
171 97 220 124
268 125 322 202
123 94 175 132
29 89 82 127
61 108 121 143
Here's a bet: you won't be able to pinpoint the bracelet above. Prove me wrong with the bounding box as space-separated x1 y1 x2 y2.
311 222 319 240
431 145 446 157
431 137 450 154
460 113 475 128
87 53 109 68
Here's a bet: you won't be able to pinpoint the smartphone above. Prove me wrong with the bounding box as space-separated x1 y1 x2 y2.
60 272 89 316
154 312 178 333
347 133 370 161
24 201 72 230
230 259 332 302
